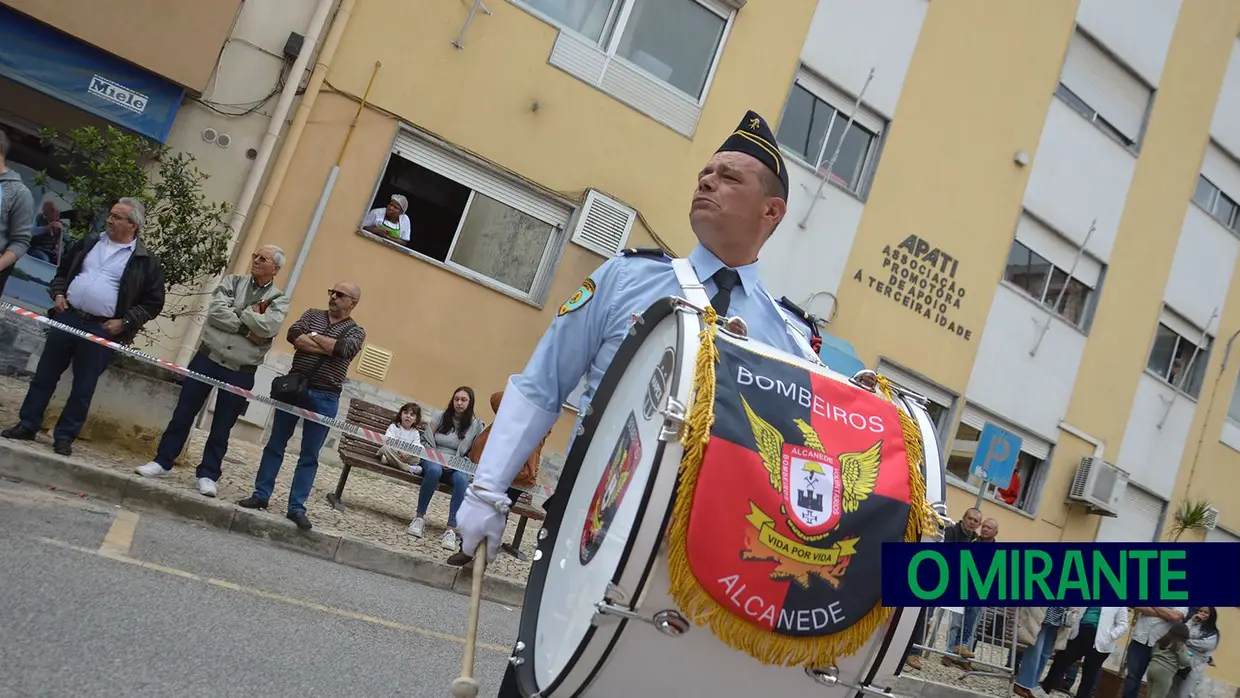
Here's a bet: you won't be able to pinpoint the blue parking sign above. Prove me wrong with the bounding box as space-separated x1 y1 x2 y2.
970 424 1022 487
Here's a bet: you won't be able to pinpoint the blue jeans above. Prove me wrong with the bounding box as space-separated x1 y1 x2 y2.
1017 621 1060 688
153 351 255 480
18 310 116 442
948 606 983 650
251 389 339 515
417 458 469 527
1122 640 1154 698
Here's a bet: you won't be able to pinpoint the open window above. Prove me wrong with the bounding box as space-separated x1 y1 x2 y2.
361 128 574 303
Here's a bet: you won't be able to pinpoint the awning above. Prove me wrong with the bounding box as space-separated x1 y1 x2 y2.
0 5 184 142
819 333 865 377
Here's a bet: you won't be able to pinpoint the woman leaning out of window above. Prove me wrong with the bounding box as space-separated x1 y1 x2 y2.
406 386 484 551
361 194 411 243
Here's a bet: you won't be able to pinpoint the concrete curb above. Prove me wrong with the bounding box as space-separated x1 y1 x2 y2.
0 441 528 607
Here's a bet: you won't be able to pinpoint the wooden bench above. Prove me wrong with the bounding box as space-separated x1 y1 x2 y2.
330 398 546 560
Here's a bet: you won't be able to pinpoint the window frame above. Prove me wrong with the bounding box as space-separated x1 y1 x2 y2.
1145 311 1214 400
513 0 736 107
943 412 1051 518
1054 29 1154 155
1192 174 1240 235
1001 237 1102 332
357 126 576 308
775 68 886 199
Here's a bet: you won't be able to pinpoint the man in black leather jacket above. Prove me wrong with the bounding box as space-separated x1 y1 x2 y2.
2 198 165 456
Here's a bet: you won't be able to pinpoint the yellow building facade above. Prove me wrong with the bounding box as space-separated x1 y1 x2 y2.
749 0 1240 691
237 0 817 452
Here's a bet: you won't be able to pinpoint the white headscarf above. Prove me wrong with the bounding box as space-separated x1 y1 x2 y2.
390 194 408 214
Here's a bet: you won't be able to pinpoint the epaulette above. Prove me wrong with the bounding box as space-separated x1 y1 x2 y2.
620 246 672 260
778 296 823 352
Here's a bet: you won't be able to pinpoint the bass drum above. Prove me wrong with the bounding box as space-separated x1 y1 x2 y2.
513 296 945 698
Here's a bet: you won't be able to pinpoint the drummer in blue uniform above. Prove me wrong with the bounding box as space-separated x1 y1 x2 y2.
456 109 821 695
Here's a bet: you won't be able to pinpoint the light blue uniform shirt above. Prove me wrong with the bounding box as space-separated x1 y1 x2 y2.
512 243 817 449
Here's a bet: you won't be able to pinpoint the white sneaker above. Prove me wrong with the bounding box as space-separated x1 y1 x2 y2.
135 462 170 478
441 529 458 551
409 463 423 475
407 517 425 538
197 478 217 497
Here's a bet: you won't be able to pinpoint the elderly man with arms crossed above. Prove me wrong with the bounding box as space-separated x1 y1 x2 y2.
135 245 290 497
449 110 823 698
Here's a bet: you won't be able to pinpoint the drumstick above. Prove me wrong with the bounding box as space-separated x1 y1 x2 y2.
450 542 488 698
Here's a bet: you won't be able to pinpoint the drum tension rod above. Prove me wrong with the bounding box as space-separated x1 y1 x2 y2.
806 667 897 696
593 584 690 637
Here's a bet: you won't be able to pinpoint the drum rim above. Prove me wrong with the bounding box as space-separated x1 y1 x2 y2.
516 296 691 698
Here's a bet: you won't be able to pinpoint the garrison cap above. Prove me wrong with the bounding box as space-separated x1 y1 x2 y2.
716 110 788 200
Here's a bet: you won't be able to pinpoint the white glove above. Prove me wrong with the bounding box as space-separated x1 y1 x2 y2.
458 486 511 562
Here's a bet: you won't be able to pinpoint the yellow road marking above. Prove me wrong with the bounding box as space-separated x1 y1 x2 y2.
99 509 140 557
34 537 509 654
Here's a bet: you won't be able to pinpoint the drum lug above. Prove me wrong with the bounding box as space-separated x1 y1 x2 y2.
806 666 895 696
718 315 748 338
850 369 879 392
592 601 690 638
658 397 687 442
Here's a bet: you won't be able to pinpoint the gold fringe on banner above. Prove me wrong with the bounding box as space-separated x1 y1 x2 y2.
665 311 937 669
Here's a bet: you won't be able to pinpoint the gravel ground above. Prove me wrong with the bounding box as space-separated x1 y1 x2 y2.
0 374 541 582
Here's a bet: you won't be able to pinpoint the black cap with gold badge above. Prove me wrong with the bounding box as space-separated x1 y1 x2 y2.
715 110 788 200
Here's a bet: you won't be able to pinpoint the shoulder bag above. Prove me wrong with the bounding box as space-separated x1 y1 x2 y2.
270 312 355 407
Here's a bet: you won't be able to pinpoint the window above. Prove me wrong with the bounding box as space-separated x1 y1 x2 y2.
775 72 884 195
944 408 1051 515
1002 215 1104 330
532 0 735 136
360 129 573 302
1146 310 1213 399
1004 241 1096 327
1057 31 1152 150
1194 144 1240 235
1193 176 1239 232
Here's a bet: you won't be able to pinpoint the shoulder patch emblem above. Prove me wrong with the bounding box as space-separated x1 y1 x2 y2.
559 278 597 317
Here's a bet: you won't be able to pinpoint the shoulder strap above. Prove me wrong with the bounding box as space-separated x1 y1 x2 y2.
620 246 672 260
670 257 711 308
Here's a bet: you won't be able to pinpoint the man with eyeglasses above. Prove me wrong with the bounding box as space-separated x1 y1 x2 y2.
134 245 291 497
2 198 164 457
239 281 366 531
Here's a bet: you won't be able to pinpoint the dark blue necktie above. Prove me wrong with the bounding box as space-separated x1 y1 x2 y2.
710 268 741 316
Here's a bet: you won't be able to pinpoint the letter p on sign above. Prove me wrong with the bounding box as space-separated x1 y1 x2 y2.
970 423 1022 488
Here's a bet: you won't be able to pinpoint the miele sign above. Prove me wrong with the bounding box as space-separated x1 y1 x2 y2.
88 75 148 114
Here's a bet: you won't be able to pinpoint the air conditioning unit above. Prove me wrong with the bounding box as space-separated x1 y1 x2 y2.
1202 506 1221 530
1067 456 1128 516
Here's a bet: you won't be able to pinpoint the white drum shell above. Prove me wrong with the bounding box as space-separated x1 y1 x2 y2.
517 298 946 697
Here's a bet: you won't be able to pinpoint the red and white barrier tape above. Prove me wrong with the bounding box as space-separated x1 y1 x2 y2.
0 302 552 498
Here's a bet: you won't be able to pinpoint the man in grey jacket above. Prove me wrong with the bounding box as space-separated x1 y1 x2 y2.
0 129 34 295
134 245 290 497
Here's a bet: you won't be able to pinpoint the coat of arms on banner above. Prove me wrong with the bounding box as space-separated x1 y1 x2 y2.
580 411 642 565
667 336 930 669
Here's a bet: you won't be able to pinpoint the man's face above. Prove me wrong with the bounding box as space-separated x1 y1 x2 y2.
961 509 982 531
106 204 137 238
250 248 279 279
689 152 783 249
980 519 998 539
42 201 58 220
328 283 358 313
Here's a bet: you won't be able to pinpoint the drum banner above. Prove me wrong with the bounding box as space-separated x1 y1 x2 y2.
668 309 937 669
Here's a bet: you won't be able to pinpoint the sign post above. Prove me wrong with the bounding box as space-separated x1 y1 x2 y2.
969 423 1022 510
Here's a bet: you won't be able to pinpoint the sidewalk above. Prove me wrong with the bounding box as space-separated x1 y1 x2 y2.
0 371 536 606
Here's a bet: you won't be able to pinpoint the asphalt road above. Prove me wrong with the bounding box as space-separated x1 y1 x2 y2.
0 478 519 697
